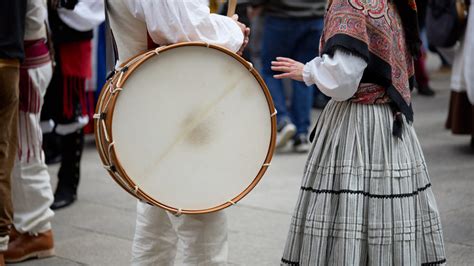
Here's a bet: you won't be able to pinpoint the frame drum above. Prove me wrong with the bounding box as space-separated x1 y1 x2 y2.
95 42 276 215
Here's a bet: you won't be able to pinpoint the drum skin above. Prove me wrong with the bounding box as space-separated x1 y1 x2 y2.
95 42 276 214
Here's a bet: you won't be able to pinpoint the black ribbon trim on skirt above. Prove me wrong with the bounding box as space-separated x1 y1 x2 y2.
283 255 446 266
421 258 447 266
300 183 432 199
321 34 415 139
281 258 300 265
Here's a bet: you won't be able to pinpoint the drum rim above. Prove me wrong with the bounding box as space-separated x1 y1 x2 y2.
95 42 277 214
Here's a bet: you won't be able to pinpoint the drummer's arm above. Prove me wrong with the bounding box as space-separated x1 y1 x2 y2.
125 0 244 52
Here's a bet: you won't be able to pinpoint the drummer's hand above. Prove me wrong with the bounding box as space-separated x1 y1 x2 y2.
232 15 251 56
272 57 305 82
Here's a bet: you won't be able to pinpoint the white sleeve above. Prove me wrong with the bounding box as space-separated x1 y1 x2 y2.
124 0 244 52
58 0 105 32
24 0 47 40
303 50 368 101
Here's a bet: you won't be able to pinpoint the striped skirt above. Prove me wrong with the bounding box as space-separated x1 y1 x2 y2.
281 101 446 266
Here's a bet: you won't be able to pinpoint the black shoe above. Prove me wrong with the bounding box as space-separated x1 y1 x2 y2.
293 134 310 153
418 86 436 96
51 193 77 210
276 120 296 149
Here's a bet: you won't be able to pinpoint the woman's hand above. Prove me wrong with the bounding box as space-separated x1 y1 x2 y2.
271 57 305 82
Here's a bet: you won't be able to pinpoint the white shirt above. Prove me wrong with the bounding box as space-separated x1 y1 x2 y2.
125 0 244 51
303 50 368 101
25 0 47 40
109 0 244 65
58 0 105 32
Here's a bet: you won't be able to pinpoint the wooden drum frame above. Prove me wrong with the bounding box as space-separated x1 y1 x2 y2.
94 42 277 215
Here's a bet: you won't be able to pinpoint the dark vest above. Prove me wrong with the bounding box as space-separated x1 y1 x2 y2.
0 0 27 60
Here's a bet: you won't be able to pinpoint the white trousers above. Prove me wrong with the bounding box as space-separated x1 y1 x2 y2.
12 63 54 234
131 201 228 266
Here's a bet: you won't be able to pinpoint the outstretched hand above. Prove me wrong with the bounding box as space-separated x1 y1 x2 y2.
271 57 305 82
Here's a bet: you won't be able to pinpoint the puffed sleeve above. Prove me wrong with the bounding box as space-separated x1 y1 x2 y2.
124 0 244 52
303 50 368 101
57 0 105 32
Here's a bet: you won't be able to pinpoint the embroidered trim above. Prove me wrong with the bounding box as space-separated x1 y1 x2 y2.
349 0 390 23
22 40 51 69
301 183 432 199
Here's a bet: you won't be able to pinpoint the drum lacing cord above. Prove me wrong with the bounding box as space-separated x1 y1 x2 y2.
97 81 118 143
101 120 110 142
93 113 110 142
174 209 183 217
115 53 145 74
205 42 210 48
107 141 115 161
116 71 125 87
111 87 123 94
271 109 278 117
134 186 139 194
228 200 236 206
263 163 271 167
154 47 160 55
103 164 115 172
247 62 254 72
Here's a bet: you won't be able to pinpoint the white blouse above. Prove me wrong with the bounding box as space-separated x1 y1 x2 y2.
124 0 244 53
58 0 105 32
303 50 368 101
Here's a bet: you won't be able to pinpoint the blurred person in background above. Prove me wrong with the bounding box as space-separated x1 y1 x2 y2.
446 0 474 150
41 0 104 210
3 0 56 263
250 0 327 153
414 0 436 96
0 1 26 265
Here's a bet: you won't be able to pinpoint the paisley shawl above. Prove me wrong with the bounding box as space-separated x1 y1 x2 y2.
320 0 420 134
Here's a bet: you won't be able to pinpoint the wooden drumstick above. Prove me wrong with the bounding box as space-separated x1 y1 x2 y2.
227 0 238 17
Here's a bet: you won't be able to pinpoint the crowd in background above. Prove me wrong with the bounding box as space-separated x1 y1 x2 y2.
213 0 473 152
0 0 473 264
0 0 105 263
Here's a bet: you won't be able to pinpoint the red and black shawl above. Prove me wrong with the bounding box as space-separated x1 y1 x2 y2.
321 0 421 136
